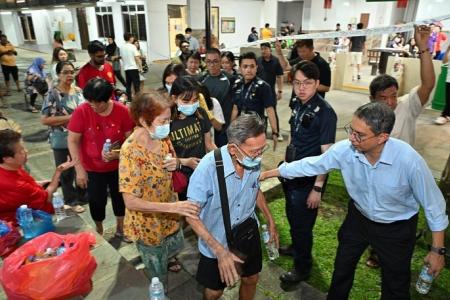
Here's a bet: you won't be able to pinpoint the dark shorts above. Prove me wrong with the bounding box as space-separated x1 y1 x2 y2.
1 65 18 81
196 222 262 291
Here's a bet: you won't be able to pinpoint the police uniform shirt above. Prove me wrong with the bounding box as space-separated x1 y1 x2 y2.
289 93 337 160
232 76 274 119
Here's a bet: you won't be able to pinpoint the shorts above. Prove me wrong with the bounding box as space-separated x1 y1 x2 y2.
196 222 262 291
1 65 18 81
350 52 363 65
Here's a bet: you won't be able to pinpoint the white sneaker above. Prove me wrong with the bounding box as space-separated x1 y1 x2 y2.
434 116 448 125
277 135 284 142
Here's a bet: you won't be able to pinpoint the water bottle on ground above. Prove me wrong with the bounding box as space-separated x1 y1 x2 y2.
52 192 67 222
16 205 34 239
102 139 112 162
416 264 434 294
261 224 279 260
149 277 165 300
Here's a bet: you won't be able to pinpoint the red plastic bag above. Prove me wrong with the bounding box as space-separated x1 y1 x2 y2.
0 221 21 258
0 231 97 300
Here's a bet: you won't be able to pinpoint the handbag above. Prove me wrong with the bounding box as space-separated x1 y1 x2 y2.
214 149 258 271
172 170 188 193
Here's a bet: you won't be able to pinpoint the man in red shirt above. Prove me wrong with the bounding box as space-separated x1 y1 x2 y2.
0 129 74 225
77 40 116 89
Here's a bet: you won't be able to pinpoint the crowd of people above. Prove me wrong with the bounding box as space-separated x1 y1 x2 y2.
0 22 448 300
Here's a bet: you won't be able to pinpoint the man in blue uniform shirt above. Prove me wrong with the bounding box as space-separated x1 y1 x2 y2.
261 102 448 300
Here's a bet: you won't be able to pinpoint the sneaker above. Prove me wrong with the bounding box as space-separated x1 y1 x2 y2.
434 116 448 125
279 269 310 283
277 134 284 142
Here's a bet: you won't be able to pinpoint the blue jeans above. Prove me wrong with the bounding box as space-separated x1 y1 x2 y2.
284 183 318 275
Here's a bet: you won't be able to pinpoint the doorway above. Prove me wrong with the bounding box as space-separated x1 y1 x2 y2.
277 0 303 35
360 13 370 29
19 14 36 42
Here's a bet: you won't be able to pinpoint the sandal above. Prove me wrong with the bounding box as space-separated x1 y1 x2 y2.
115 232 133 243
71 205 85 213
168 257 182 273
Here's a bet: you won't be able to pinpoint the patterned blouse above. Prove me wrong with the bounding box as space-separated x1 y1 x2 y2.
119 133 180 245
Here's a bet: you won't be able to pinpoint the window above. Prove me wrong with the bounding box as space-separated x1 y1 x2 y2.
96 6 114 38
122 4 147 41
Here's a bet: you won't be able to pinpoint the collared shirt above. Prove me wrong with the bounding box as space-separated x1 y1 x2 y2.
279 138 449 232
392 86 422 145
187 146 260 258
256 55 284 91
232 76 274 119
186 35 200 51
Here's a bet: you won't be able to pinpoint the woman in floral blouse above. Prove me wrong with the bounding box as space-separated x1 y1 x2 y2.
119 91 200 289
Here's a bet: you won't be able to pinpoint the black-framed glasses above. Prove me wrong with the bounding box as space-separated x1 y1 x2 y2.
344 123 377 143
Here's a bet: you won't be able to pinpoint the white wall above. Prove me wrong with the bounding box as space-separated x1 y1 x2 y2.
30 10 51 45
416 0 450 28
0 12 23 46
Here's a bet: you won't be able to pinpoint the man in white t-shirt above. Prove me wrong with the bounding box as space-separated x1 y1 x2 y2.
365 25 435 268
121 32 142 100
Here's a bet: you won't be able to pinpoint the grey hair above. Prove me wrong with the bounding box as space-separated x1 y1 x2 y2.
227 113 265 145
354 102 396 135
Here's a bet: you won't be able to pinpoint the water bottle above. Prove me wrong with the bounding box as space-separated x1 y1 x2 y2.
52 192 67 222
0 221 10 237
149 277 165 300
261 224 279 261
102 139 112 161
416 264 434 294
16 205 34 239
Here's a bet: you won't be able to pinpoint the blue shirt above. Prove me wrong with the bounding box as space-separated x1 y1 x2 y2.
279 138 449 232
187 146 260 258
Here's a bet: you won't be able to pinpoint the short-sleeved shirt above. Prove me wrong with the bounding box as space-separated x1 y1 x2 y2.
121 43 140 71
257 55 284 92
392 86 422 145
0 43 16 66
232 76 274 119
67 101 134 172
119 134 180 245
0 167 54 226
261 28 273 40
169 108 212 178
187 146 260 258
201 72 233 127
42 87 85 132
350 36 366 52
76 63 115 89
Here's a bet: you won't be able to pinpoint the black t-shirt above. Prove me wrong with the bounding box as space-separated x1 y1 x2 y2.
289 52 331 98
200 71 233 127
256 55 284 92
350 36 366 52
289 93 337 160
169 108 212 178
232 77 274 119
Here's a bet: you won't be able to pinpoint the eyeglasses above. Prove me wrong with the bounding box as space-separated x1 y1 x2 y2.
205 59 220 65
236 143 269 159
344 123 377 143
292 79 316 88
61 70 75 75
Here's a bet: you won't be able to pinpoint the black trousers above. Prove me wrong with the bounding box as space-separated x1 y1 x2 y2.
87 170 125 222
441 82 450 117
53 148 86 206
327 201 418 300
285 182 317 275
125 69 140 100
113 69 126 87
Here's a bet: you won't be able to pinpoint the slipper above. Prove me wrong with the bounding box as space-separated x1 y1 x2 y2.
115 232 133 243
71 205 85 213
168 257 182 273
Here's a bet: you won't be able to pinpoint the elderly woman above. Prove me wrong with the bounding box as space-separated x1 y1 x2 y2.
41 61 85 213
67 78 134 239
119 91 200 289
25 57 48 113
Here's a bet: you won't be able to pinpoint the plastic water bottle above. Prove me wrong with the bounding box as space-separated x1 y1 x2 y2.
149 277 165 300
16 205 34 239
0 221 10 236
52 192 67 222
102 139 112 161
261 224 279 261
416 264 434 294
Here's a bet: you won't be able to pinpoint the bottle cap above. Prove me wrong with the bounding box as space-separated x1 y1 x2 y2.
20 204 28 209
151 277 160 284
261 224 267 230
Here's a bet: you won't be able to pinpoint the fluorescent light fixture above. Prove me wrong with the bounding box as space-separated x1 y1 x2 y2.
0 11 12 15
343 2 350 6
53 5 66 8
53 8 68 13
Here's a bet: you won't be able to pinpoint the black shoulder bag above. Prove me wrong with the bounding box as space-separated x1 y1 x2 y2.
214 149 258 273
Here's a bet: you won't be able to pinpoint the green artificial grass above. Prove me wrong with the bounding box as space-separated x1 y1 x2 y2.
258 170 450 300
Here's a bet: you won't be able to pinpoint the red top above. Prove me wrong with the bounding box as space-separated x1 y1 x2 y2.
68 101 134 172
0 167 54 226
435 32 448 52
76 62 115 89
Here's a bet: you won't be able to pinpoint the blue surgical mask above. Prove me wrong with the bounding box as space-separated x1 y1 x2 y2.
149 124 170 140
178 102 199 116
165 83 172 94
236 146 262 169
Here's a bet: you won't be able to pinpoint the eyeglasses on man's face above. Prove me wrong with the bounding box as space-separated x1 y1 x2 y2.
236 143 269 159
292 79 316 88
344 123 377 143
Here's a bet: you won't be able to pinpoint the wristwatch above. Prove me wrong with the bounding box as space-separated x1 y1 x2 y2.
429 245 447 255
312 186 323 193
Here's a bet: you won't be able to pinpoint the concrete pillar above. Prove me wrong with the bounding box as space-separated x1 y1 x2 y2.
262 0 278 34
